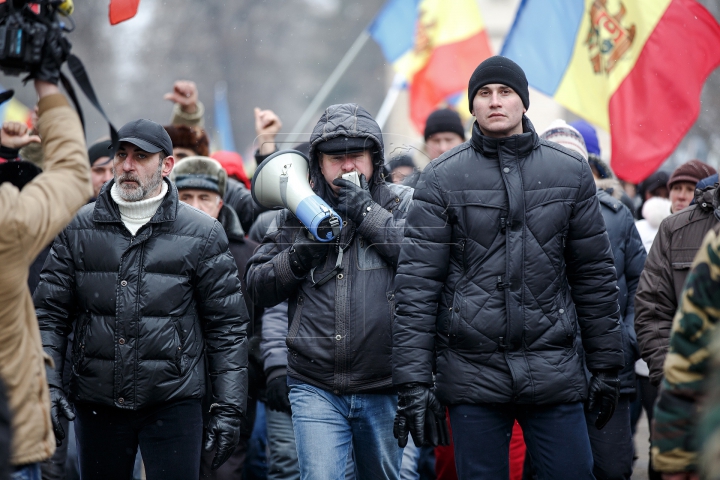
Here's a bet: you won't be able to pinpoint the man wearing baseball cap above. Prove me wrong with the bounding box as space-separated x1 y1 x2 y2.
34 119 250 479
392 56 623 479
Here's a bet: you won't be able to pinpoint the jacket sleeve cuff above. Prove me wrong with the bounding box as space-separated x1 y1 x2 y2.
37 93 69 116
265 366 287 383
275 249 305 286
170 101 205 127
356 203 391 240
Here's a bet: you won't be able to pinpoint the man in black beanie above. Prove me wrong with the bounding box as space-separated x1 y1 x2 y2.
392 56 623 479
87 139 114 199
423 108 465 161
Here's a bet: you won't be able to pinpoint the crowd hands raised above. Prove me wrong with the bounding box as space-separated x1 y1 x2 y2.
1 56 719 480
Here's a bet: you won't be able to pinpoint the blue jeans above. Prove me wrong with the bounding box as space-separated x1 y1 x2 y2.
449 402 594 480
10 463 41 480
289 382 402 480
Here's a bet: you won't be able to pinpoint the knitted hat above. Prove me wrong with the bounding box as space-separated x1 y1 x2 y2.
539 119 588 160
163 125 210 157
569 119 600 156
468 56 529 113
640 170 670 196
667 160 716 190
170 156 227 197
211 151 250 190
424 109 465 141
88 139 113 166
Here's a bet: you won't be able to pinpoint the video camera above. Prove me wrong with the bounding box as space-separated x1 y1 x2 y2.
0 0 73 81
0 0 118 149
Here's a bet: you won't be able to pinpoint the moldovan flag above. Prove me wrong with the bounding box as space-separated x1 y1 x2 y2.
502 0 720 183
369 0 492 132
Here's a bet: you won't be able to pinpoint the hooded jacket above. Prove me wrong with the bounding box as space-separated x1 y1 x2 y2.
393 118 622 405
634 186 720 386
245 104 413 394
34 179 249 413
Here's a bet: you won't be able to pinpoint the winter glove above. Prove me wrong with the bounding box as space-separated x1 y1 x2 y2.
332 174 374 225
288 236 329 276
393 384 450 448
49 386 75 447
266 375 291 413
586 369 620 430
204 406 243 470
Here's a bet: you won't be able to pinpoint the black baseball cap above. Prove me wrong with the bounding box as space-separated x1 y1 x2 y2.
117 119 173 157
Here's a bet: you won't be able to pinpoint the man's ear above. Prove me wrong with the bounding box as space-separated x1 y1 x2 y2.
161 155 175 177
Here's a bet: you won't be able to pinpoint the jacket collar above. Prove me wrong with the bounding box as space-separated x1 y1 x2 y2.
217 204 245 242
470 115 539 159
93 177 178 224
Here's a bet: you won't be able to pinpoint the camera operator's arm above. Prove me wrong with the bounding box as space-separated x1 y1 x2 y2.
0 80 91 263
165 80 205 127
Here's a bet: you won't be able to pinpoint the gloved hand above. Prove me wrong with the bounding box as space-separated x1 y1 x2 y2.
289 236 329 276
31 31 71 85
332 173 374 225
586 369 620 430
49 386 75 447
266 375 291 413
393 384 449 448
204 406 243 470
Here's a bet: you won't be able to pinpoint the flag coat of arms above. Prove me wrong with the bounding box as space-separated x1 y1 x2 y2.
369 0 492 132
502 0 720 183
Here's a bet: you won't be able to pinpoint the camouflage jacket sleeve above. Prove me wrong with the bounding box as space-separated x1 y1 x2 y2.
652 227 720 473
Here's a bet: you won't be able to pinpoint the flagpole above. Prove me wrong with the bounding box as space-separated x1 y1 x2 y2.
285 30 371 145
375 72 405 130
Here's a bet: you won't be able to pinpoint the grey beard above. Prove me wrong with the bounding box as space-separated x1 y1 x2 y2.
116 161 164 202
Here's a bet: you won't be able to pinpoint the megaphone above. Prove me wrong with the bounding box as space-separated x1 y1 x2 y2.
252 149 342 242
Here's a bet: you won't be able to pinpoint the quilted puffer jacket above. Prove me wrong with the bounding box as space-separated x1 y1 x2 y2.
34 179 249 413
393 118 623 405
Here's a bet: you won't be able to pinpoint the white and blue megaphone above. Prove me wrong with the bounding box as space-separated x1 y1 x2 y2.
251 149 342 242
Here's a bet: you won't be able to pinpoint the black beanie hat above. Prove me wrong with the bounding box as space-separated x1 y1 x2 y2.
424 109 465 141
468 56 530 113
88 139 113 166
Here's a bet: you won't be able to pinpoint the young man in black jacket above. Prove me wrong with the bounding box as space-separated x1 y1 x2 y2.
34 120 249 480
392 56 624 480
246 104 413 479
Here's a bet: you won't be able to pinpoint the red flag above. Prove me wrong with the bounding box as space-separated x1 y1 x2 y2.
109 0 140 25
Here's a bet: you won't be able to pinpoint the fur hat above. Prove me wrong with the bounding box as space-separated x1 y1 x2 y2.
170 156 227 197
163 125 210 157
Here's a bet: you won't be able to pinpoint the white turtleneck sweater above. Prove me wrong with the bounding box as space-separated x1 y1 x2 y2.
110 182 168 235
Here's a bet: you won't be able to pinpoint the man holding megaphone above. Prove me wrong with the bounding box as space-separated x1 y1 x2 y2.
246 103 414 479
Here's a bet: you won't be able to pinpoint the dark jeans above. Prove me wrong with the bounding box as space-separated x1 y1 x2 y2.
74 399 203 480
586 395 633 480
449 402 594 480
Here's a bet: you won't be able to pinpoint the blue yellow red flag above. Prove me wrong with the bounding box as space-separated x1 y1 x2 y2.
502 0 720 183
369 0 492 132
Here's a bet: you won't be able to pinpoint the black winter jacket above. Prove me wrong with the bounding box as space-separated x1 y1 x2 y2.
596 189 646 394
393 119 623 405
35 179 249 413
245 104 413 394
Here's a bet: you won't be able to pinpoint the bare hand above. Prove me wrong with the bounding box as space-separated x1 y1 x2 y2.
254 108 282 155
662 472 699 480
1 121 41 149
164 80 198 114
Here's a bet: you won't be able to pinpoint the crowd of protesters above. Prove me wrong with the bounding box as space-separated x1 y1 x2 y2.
2 54 720 480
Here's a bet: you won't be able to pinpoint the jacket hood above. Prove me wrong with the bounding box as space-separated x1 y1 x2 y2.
470 115 539 158
308 103 384 199
596 178 624 200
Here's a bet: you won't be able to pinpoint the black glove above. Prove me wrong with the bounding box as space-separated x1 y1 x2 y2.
266 375 291 413
49 386 75 447
586 369 620 430
393 384 449 448
32 30 71 85
204 406 242 470
332 174 374 225
289 236 329 276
